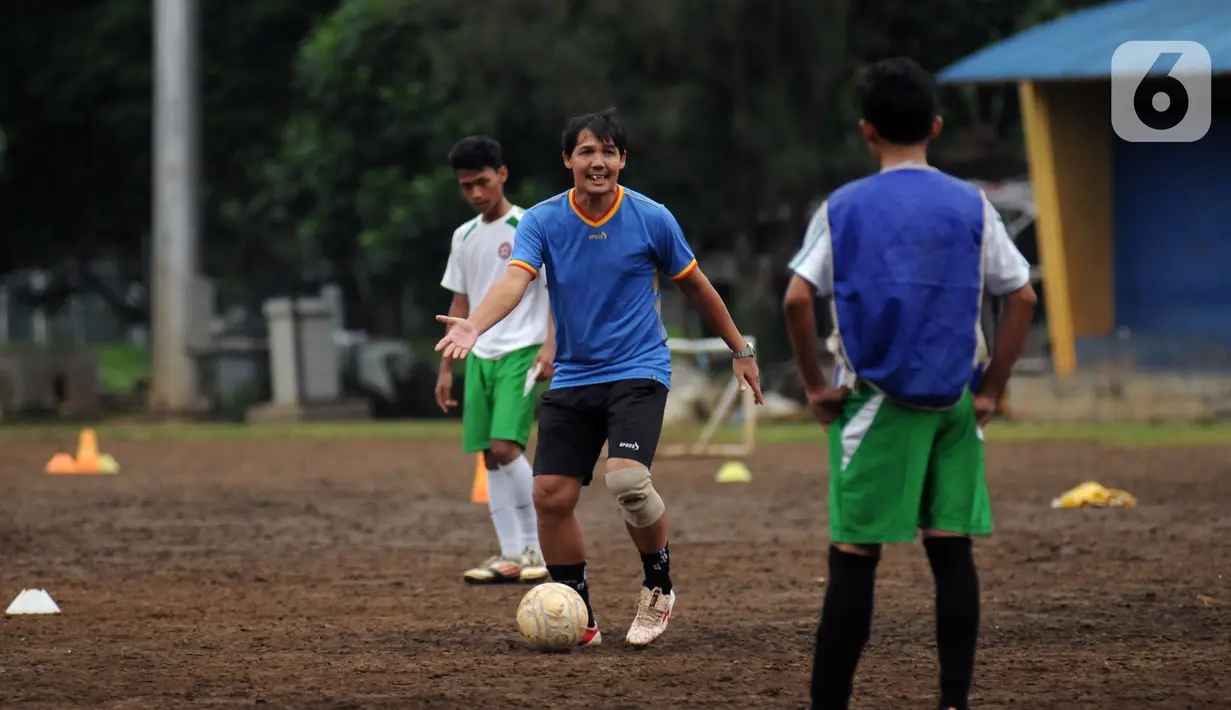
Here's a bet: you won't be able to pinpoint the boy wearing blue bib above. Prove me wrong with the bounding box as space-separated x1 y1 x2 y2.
783 58 1038 710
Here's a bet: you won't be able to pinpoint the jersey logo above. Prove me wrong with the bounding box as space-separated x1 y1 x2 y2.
498 242 512 259
588 231 608 240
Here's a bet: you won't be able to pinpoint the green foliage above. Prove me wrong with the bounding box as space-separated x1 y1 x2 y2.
0 0 152 275
254 0 1100 340
2 0 1101 339
253 0 484 328
97 343 150 394
0 0 335 313
202 0 339 284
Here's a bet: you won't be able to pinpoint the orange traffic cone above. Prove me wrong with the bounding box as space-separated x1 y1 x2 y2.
75 428 101 473
45 453 79 474
44 428 119 475
470 453 488 504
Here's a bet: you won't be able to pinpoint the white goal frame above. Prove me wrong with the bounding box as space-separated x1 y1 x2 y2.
657 336 758 459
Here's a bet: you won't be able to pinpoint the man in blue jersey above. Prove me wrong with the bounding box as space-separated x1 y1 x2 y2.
782 58 1037 709
436 108 763 648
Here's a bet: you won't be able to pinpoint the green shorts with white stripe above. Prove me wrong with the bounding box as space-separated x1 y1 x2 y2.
826 385 992 545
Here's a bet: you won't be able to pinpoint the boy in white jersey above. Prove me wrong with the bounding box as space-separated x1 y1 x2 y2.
437 136 555 585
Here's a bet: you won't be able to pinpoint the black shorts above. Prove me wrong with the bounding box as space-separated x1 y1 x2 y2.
533 378 668 484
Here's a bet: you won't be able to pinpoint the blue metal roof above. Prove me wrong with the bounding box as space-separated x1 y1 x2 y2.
938 0 1231 84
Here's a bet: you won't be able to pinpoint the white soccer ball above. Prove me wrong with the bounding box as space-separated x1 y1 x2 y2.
516 582 588 652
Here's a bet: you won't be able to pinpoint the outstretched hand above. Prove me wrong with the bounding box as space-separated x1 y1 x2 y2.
733 357 765 405
435 315 479 360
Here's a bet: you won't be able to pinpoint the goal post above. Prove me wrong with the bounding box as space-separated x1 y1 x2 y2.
657 335 758 459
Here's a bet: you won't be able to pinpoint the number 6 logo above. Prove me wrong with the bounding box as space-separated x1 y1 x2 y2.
1111 41 1211 143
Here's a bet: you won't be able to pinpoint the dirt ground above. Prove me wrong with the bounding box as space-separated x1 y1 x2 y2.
1 434 1229 709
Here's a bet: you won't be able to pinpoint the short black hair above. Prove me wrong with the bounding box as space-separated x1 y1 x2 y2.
561 107 627 155
448 135 504 172
857 57 937 146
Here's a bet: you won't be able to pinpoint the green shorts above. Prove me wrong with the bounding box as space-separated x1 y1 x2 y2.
461 344 543 454
828 386 992 544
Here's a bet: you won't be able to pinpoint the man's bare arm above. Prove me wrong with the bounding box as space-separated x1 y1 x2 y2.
440 293 469 373
674 267 750 350
782 275 829 392
468 266 535 335
978 283 1038 400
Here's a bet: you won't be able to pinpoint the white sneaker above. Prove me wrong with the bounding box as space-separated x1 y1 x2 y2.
461 554 522 585
625 586 675 647
519 547 549 583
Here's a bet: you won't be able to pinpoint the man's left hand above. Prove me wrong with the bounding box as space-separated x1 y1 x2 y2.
733 356 764 405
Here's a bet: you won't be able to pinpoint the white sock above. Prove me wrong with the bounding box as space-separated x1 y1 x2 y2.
485 466 522 558
499 454 540 554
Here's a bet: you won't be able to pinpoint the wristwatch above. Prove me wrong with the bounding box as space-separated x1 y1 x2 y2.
732 344 756 359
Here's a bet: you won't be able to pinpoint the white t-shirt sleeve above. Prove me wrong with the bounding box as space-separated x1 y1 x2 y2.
788 201 833 297
440 227 467 295
981 196 1032 297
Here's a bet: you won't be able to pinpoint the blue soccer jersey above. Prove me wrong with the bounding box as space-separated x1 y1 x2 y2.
509 185 698 390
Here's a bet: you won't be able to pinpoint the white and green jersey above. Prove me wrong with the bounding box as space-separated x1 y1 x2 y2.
440 205 551 360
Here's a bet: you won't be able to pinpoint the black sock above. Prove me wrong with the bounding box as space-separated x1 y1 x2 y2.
924 537 980 710
547 562 595 627
639 544 672 594
811 546 879 710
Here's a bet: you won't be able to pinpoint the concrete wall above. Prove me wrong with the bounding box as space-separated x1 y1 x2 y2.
1009 372 1231 422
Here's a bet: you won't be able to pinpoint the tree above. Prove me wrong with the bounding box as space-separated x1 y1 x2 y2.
1 0 1102 348
0 0 337 322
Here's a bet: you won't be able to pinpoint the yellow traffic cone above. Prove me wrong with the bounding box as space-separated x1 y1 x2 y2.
97 453 121 474
715 460 752 483
471 453 488 503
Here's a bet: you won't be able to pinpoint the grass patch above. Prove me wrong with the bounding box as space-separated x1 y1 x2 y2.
0 418 1227 446
98 343 149 393
751 420 1231 446
0 419 464 443
0 342 149 394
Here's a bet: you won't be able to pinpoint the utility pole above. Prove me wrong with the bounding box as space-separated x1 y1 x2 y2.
149 0 202 412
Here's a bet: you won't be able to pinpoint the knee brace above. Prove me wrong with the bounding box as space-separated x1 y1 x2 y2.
604 466 665 528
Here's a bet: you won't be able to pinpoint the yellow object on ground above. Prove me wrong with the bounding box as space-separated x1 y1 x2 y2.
1050 481 1137 509
715 461 752 483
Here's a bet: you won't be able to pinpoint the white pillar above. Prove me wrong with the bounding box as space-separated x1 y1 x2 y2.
149 0 202 411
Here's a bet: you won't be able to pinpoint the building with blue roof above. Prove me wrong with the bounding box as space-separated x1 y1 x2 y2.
940 0 1231 376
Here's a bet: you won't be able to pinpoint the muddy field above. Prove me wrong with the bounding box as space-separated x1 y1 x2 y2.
1 434 1229 709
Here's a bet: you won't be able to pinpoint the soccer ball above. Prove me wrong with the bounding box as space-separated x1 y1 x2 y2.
516 582 588 652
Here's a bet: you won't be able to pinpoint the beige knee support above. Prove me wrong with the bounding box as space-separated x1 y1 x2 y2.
604 466 665 528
